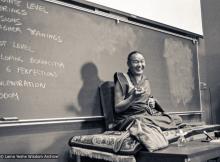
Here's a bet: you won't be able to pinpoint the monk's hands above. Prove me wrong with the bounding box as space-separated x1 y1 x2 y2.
133 87 145 97
148 97 156 108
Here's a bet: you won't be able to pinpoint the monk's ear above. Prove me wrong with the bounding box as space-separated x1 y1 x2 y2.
127 60 130 67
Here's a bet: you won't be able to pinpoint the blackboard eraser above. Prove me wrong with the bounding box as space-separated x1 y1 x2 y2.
0 117 19 121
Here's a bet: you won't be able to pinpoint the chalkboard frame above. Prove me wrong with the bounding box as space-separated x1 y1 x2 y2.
0 0 202 126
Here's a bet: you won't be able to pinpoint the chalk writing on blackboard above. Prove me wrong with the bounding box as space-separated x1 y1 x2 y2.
0 41 7 47
1 40 35 53
26 2 48 14
29 57 65 68
26 28 63 43
0 53 24 63
13 66 58 78
0 24 22 33
0 80 46 89
12 41 35 53
0 92 19 101
0 5 28 16
0 0 22 7
0 15 22 26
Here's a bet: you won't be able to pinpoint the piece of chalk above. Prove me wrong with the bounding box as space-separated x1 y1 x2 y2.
0 117 19 121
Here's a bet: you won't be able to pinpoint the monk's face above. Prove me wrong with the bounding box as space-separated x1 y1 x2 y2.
128 53 145 76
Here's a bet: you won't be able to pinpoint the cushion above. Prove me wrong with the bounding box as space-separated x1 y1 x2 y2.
70 147 136 162
69 131 142 155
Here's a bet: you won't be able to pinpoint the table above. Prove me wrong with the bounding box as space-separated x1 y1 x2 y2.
136 140 220 162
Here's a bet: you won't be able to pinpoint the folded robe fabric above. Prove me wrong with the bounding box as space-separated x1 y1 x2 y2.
129 119 168 152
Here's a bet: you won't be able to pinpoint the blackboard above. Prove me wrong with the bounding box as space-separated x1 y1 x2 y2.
0 0 200 120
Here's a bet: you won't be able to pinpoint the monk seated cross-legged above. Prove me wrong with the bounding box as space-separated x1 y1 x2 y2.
113 51 182 151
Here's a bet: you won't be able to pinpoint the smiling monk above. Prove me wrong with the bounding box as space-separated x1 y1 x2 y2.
113 51 182 131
